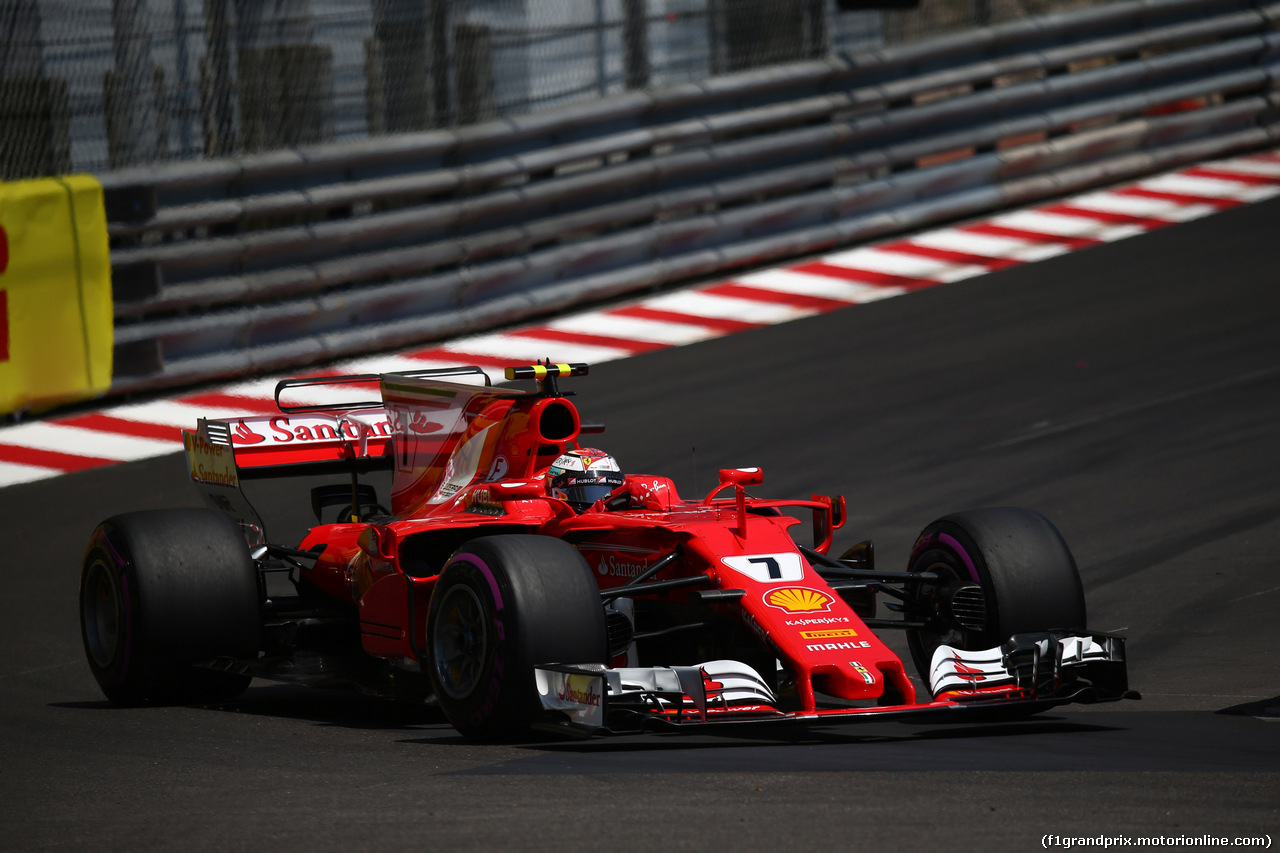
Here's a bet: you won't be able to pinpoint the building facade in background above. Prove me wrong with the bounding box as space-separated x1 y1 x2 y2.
0 0 1113 179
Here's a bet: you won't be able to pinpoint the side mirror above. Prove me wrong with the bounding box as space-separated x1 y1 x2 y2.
718 467 763 488
810 494 847 552
716 468 763 536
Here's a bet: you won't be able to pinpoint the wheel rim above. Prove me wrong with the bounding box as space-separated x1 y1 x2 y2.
82 560 121 669
908 553 986 669
431 583 489 700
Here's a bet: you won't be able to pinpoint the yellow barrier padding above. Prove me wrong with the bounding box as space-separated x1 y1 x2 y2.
0 175 113 414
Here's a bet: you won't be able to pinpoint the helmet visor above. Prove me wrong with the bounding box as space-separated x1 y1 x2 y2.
555 472 625 510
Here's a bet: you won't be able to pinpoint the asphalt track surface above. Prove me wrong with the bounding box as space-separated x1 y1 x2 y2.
2 195 1278 851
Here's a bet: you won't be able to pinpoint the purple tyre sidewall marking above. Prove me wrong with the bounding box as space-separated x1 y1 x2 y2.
449 553 510 726
88 527 135 683
935 533 981 584
910 531 980 585
455 554 504 613
450 552 506 643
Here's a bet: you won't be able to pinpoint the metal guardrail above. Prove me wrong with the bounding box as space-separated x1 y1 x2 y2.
101 0 1280 394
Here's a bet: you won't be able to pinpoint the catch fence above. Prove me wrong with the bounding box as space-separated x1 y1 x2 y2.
3 0 1117 178
84 0 1280 394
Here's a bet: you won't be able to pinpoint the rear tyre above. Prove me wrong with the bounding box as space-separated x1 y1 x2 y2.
80 509 261 705
905 507 1086 690
426 535 607 740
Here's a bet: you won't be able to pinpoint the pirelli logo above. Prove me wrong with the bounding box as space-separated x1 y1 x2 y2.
799 628 859 640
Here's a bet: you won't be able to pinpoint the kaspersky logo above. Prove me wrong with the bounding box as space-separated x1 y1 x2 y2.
764 587 833 614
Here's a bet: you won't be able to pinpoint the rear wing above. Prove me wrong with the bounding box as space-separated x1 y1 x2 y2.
272 365 488 414
181 366 492 542
185 366 491 476
181 362 603 538
198 411 396 474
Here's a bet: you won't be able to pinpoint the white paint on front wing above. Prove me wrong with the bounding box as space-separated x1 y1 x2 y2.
928 635 1114 697
535 668 606 729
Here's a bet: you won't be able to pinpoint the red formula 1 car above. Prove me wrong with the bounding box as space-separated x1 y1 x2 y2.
79 363 1135 739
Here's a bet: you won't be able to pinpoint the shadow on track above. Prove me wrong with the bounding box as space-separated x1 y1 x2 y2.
51 683 454 732
1217 696 1280 718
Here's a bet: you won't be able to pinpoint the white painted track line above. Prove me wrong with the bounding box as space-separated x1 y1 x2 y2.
1138 172 1278 202
734 269 902 302
642 290 817 324
989 209 1147 241
97 399 265 427
906 228 1069 262
0 460 61 487
438 334 635 363
1206 157 1280 178
0 423 175 460
822 246 989 281
543 313 718 346
1064 191 1218 222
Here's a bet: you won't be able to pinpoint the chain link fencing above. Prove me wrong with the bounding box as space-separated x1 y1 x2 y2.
1 0 1120 180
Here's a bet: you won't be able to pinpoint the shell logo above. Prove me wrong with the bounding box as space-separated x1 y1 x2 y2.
765 587 833 614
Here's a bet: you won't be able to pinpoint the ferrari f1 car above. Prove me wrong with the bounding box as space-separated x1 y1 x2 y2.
80 363 1135 739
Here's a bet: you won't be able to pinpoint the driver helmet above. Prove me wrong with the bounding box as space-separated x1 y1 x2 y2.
548 448 624 511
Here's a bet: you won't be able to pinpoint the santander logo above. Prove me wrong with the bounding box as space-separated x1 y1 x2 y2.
557 680 600 707
232 420 266 444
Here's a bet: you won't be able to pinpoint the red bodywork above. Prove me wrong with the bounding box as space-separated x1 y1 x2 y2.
183 366 1023 723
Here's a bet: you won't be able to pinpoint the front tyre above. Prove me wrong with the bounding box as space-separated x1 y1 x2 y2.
80 509 261 704
905 507 1086 689
426 535 607 740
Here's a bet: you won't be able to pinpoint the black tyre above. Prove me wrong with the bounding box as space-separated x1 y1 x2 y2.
80 509 261 705
905 507 1086 690
426 535 607 740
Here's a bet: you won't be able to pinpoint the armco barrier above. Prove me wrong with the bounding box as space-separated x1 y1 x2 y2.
0 177 113 414
98 0 1280 395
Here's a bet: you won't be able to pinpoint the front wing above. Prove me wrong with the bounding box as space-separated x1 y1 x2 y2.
534 631 1134 736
